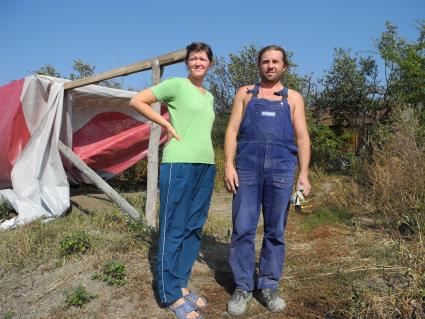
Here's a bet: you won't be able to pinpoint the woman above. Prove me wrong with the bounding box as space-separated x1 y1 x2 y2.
130 42 215 319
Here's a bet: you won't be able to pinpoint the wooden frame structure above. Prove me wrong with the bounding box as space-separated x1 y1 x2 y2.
59 49 186 226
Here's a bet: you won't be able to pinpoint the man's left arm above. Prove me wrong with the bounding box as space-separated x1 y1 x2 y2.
290 90 311 196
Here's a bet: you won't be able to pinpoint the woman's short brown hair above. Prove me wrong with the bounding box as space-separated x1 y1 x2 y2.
185 42 214 63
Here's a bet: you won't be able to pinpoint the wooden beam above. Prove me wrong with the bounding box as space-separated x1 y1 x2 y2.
57 141 140 220
63 48 186 91
145 60 162 227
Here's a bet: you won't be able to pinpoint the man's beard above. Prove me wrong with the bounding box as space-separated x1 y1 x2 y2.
259 73 283 84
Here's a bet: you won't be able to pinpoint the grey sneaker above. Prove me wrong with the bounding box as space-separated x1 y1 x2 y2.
227 288 253 316
260 288 286 312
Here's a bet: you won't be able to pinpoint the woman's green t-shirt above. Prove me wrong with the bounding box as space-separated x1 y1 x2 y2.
150 77 215 164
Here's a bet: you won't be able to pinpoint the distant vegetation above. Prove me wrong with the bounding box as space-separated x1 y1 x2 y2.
33 58 123 89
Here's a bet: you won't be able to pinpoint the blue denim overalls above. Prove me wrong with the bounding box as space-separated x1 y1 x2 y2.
229 84 298 292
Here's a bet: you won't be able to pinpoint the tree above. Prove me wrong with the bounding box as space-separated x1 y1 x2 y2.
33 64 61 78
33 59 122 89
205 56 235 113
227 44 260 89
377 21 425 115
69 59 122 89
205 44 259 113
69 59 96 80
313 48 380 130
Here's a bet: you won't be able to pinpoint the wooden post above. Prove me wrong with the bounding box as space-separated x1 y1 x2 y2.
145 60 162 227
57 141 140 220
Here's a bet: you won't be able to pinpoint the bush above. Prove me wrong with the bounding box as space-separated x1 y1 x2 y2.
110 159 148 192
64 285 97 308
0 198 13 220
212 112 229 191
309 121 355 172
92 260 128 286
212 112 229 148
360 108 425 235
353 107 425 313
59 231 91 256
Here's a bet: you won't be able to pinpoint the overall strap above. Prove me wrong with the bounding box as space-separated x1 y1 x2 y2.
273 87 289 101
246 83 260 98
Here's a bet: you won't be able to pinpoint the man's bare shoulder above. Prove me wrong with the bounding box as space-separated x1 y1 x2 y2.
236 84 255 95
287 88 302 98
288 88 304 104
236 85 255 105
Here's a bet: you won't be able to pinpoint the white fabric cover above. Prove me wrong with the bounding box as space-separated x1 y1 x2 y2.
1 78 70 229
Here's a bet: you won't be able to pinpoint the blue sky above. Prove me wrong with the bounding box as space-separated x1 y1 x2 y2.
0 0 423 89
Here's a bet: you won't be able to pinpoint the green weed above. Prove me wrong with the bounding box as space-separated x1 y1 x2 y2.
92 260 128 286
64 285 97 308
59 231 91 256
3 311 14 319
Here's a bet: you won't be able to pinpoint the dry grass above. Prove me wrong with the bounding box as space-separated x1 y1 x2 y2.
0 193 147 274
312 108 425 318
363 109 425 234
359 109 425 315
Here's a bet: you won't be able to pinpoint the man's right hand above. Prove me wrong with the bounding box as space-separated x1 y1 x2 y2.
224 163 239 194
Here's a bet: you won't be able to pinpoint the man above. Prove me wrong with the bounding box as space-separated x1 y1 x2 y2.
224 45 311 315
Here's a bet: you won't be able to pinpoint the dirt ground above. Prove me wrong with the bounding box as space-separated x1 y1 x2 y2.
0 181 405 319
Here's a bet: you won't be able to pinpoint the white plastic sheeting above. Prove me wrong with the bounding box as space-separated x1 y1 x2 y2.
0 78 70 229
